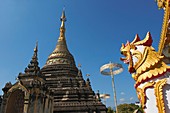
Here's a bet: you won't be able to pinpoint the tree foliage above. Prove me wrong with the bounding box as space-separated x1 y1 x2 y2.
117 103 141 113
107 106 114 113
107 103 143 113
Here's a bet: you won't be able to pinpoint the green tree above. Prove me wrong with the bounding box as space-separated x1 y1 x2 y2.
107 106 114 113
117 103 143 113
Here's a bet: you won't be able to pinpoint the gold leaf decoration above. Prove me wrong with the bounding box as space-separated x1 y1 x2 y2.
136 82 155 108
154 78 167 113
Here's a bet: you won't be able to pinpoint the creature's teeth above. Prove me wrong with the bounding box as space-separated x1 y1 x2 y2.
124 59 130 64
120 57 126 61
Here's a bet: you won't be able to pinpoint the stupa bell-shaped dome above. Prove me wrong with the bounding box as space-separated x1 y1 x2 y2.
44 10 76 67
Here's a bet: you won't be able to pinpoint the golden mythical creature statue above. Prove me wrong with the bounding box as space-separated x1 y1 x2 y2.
120 32 170 113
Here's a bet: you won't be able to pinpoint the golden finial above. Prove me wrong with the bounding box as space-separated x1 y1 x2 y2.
33 41 38 59
60 8 66 28
61 8 66 21
59 8 66 40
34 41 38 52
53 8 69 53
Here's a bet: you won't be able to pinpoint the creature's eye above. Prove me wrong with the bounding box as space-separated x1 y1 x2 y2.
121 51 127 55
121 51 123 55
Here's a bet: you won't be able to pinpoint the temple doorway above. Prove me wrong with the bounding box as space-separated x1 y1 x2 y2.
6 89 24 113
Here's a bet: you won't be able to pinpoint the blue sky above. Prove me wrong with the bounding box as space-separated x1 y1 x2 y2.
0 0 164 108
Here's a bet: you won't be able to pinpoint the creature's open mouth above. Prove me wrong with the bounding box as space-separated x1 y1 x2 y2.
120 57 130 64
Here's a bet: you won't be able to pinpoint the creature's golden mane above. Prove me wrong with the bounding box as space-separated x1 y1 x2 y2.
133 46 170 87
121 32 170 87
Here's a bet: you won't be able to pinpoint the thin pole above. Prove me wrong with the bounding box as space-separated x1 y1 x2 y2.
110 69 118 113
103 98 106 105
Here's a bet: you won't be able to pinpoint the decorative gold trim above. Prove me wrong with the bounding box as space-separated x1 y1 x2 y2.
133 32 152 46
133 47 148 72
154 78 167 113
158 0 170 55
156 0 166 9
136 82 155 108
135 62 170 87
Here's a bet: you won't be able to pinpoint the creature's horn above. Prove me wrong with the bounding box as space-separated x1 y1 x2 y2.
122 43 125 48
125 41 130 46
131 34 140 44
134 32 153 46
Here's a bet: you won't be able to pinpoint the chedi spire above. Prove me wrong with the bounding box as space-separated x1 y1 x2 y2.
24 42 41 76
45 9 75 66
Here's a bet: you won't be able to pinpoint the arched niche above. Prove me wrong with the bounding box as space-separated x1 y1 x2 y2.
5 82 29 113
6 89 25 113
